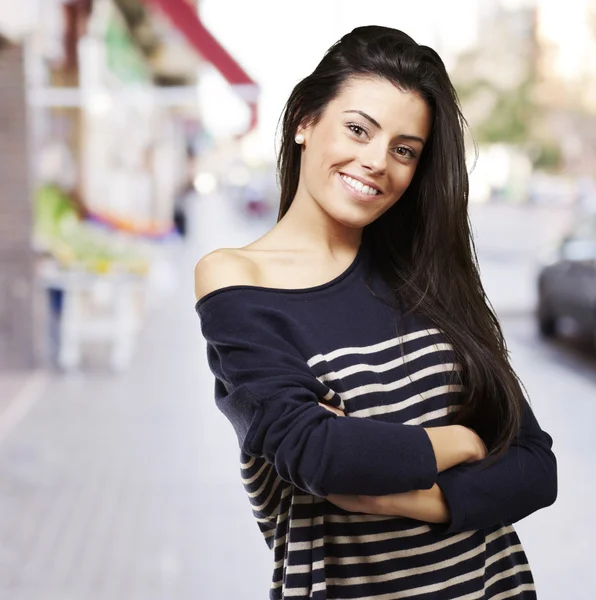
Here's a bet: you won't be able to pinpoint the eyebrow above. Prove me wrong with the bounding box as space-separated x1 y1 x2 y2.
343 110 426 146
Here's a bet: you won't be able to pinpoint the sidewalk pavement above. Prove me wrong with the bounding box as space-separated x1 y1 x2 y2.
0 238 271 600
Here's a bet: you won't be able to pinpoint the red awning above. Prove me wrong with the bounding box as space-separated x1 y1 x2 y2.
141 0 259 134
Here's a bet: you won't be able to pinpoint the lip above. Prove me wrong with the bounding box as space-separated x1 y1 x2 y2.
339 172 382 193
337 173 383 202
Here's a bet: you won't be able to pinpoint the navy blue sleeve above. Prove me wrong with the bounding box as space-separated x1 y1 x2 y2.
197 293 438 498
435 401 557 533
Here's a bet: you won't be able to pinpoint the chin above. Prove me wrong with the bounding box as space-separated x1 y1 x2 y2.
326 203 376 229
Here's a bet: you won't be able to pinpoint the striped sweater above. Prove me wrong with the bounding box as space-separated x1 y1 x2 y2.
195 239 557 599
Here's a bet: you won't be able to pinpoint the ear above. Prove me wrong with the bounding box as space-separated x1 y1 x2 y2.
296 117 315 145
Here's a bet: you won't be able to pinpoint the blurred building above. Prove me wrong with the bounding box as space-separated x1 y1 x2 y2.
450 0 596 204
535 0 596 113
534 0 596 174
0 0 259 371
0 37 36 369
451 3 537 143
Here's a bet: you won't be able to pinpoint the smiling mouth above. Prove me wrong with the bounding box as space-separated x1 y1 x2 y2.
339 173 382 196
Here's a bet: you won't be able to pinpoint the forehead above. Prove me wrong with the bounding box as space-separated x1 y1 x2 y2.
328 76 431 136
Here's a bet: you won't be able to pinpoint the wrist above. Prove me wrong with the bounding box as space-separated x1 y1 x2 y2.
457 425 487 463
424 425 477 472
454 425 477 462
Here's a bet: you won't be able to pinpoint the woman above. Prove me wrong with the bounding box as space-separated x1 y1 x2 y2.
194 26 557 599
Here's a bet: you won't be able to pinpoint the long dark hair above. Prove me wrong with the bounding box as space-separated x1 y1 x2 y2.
276 25 525 456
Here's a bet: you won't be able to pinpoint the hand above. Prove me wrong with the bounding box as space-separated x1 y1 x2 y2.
318 402 345 417
423 425 488 472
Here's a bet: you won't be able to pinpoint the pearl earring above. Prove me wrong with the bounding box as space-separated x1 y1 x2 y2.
294 133 305 145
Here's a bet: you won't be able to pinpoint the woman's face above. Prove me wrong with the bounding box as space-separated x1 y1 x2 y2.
297 76 432 228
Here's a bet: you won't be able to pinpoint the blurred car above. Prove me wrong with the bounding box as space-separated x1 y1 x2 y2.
537 215 596 344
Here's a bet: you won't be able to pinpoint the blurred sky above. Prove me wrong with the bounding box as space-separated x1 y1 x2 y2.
197 0 594 156
538 0 593 80
198 0 481 150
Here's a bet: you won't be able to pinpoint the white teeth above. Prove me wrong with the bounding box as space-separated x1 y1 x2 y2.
340 174 379 196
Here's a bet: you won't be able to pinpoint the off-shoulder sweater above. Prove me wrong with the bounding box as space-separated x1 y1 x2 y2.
195 239 557 599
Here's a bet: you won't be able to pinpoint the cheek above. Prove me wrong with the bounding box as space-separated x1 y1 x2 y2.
389 166 418 194
316 131 350 164
307 149 338 184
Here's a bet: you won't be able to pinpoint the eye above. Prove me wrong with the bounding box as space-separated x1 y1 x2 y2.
347 123 368 138
394 145 417 159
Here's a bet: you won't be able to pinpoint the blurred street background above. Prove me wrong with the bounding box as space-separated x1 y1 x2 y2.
0 0 595 598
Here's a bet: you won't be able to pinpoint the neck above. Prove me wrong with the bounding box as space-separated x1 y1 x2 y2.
273 183 363 257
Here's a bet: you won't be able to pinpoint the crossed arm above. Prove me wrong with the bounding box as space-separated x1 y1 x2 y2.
320 401 557 533
196 258 556 531
328 482 451 524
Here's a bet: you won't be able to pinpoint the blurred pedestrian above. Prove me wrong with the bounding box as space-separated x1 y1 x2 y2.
173 184 189 237
194 26 557 600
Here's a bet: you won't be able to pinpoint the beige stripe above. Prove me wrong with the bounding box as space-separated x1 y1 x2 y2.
307 329 442 367
325 530 477 565
486 564 532 589
283 587 311 597
350 384 463 418
269 494 310 530
262 528 275 538
485 544 524 568
241 460 269 485
312 581 327 593
256 485 293 522
269 489 293 549
324 542 487 586
455 576 534 600
455 587 488 600
322 389 336 401
240 456 256 470
288 561 320 575
286 531 477 574
486 525 514 544
287 537 326 552
491 583 536 599
257 507 289 524
320 343 455 383
290 515 325 529
335 565 486 600
251 476 285 512
288 525 432 552
339 363 460 402
247 466 277 498
277 521 509 554
405 404 461 425
283 582 328 596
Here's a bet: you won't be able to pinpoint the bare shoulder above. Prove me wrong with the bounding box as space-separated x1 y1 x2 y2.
194 248 259 301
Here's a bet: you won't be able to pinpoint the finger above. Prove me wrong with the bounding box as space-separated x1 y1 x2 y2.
318 402 345 416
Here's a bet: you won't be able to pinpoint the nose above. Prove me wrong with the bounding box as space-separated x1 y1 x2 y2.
360 140 387 175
